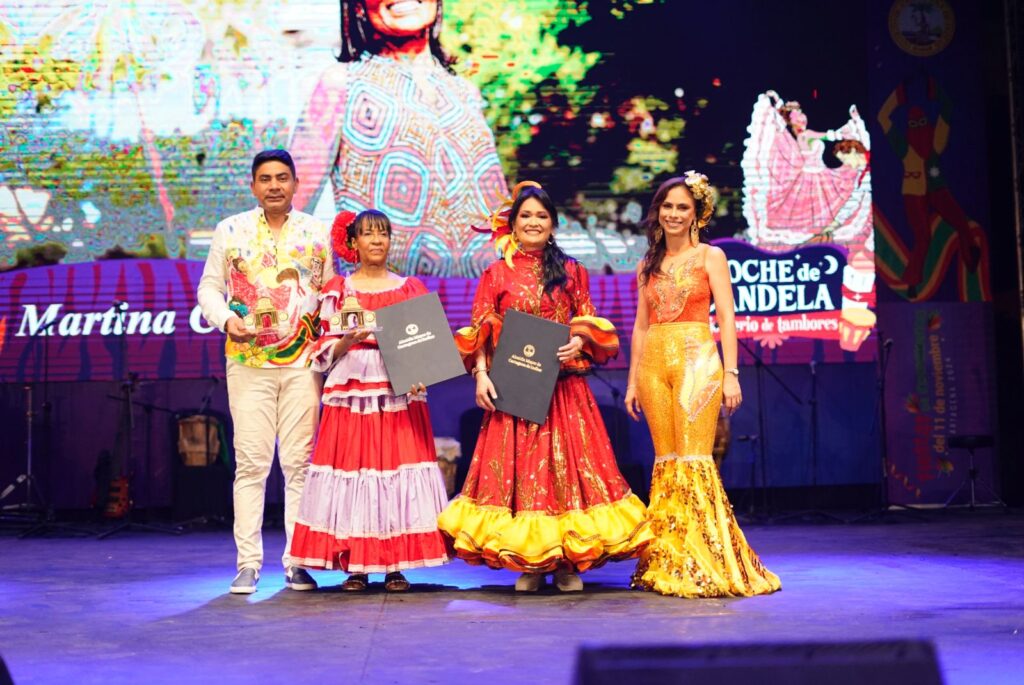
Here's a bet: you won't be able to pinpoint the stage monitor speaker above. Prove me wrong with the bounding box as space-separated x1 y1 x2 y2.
574 640 943 685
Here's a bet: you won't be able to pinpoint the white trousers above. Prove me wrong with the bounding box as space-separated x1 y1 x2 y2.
226 361 322 571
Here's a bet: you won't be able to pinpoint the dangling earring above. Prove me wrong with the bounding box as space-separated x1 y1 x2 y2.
690 222 699 246
654 225 664 244
547 236 554 245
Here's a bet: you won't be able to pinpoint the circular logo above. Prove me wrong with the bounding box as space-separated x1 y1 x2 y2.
523 344 536 358
406 323 419 336
889 0 955 57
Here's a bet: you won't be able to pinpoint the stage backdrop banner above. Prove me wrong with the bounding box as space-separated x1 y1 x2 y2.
0 260 479 382
881 302 998 505
865 0 1000 505
0 250 879 383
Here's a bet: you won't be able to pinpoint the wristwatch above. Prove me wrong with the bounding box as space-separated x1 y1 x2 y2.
725 368 740 376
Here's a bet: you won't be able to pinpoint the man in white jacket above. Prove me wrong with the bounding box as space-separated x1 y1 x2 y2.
198 149 333 594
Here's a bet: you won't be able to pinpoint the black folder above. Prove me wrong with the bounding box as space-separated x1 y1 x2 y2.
489 309 569 424
373 292 466 393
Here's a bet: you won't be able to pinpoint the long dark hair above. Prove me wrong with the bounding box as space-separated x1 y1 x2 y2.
508 186 571 294
638 177 710 287
337 0 456 74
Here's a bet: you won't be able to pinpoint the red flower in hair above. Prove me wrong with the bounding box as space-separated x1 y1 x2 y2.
331 211 359 263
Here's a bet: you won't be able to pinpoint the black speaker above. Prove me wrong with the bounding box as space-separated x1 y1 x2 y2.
0 653 14 685
574 641 944 685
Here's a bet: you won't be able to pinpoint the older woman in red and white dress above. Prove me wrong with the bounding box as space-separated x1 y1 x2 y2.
290 209 449 592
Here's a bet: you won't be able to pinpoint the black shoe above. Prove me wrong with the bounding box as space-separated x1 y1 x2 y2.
230 568 259 595
285 566 317 591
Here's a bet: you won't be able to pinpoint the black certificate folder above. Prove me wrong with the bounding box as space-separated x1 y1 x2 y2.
374 292 466 393
490 309 570 424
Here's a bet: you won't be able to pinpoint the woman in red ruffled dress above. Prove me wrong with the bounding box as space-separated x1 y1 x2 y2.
290 209 449 591
437 183 652 592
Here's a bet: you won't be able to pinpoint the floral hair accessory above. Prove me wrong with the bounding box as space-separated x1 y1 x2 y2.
331 210 359 264
471 180 541 268
683 170 716 229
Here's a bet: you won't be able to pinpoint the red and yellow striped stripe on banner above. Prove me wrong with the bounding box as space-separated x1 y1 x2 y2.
873 208 990 302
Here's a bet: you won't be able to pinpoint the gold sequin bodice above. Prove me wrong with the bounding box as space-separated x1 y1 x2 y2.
646 253 711 324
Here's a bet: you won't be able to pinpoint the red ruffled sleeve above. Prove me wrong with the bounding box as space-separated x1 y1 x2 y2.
454 265 504 372
565 263 619 369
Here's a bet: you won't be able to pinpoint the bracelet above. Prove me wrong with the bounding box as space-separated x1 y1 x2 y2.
470 367 488 376
725 368 739 376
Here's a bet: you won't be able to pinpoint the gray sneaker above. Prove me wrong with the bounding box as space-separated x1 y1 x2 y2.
285 566 317 591
230 568 259 595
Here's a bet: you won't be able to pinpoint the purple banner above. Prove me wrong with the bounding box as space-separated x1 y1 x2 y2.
1 256 880 383
881 302 998 505
0 260 634 381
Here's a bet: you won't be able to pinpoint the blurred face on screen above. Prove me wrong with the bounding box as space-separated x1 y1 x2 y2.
787 108 808 134
658 185 696 239
251 161 297 215
365 0 438 37
512 197 554 251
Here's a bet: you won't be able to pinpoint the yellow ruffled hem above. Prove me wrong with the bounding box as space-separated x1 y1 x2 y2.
632 565 781 599
438 494 654 573
630 456 782 598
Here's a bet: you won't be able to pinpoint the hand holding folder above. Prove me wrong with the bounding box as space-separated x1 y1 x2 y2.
488 309 570 424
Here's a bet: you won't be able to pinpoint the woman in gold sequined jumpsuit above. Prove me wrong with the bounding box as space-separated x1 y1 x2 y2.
624 172 781 598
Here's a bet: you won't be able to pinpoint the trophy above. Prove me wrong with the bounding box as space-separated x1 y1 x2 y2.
244 296 288 345
326 296 380 335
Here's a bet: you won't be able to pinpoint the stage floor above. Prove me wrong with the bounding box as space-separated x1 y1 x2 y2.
1 511 1021 685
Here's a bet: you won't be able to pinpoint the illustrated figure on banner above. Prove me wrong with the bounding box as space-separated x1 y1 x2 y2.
742 90 873 252
873 76 990 302
741 90 876 351
290 0 509 277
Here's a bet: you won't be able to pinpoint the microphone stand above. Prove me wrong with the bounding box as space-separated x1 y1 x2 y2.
97 301 180 538
3 321 91 537
731 432 761 524
851 333 927 523
587 364 634 473
736 337 803 517
771 359 847 524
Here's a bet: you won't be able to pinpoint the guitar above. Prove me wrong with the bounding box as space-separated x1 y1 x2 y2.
97 377 135 519
92 449 129 518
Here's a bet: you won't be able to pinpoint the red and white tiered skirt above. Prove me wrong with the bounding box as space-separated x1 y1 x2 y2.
290 344 450 573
